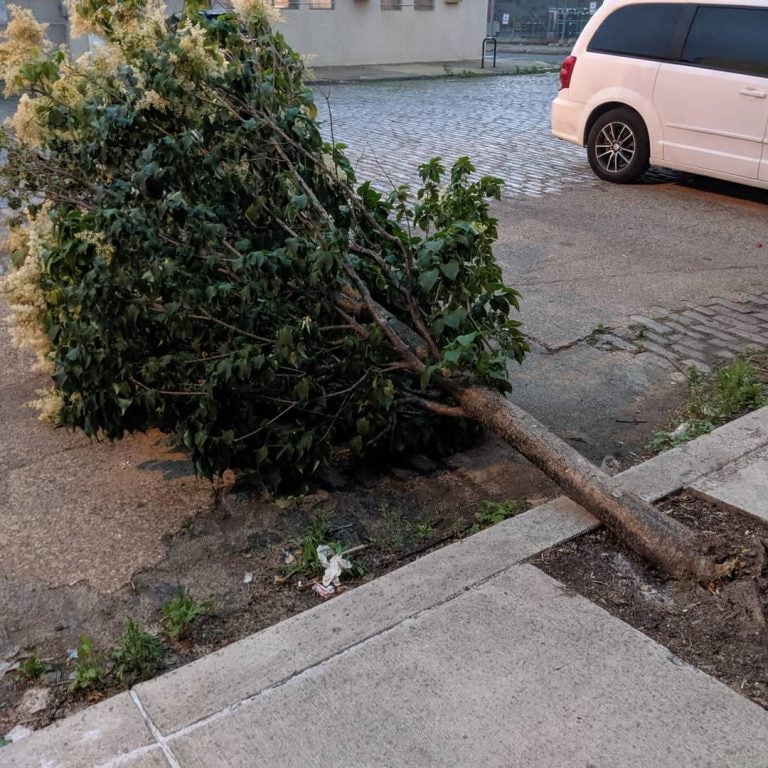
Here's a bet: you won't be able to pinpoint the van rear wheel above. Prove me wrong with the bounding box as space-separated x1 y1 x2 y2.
587 108 649 183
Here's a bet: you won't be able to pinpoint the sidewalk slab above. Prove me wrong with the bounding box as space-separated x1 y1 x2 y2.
165 565 768 768
615 406 768 501
690 444 768 521
134 497 597 735
308 57 558 84
0 692 156 768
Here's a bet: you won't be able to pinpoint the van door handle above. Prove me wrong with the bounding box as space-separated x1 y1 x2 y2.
739 87 767 98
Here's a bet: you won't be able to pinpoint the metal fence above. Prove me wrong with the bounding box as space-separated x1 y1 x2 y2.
488 0 599 42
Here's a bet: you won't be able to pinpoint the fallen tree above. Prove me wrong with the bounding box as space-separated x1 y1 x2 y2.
0 0 750 582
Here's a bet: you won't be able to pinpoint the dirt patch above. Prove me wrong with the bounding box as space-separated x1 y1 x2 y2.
534 492 768 709
0 435 559 737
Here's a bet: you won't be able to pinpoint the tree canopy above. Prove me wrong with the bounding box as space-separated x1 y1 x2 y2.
0 0 527 490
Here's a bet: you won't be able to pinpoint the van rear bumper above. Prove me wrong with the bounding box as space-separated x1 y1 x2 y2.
551 94 584 146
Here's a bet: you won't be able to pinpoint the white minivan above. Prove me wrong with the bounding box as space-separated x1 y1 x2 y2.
551 0 768 189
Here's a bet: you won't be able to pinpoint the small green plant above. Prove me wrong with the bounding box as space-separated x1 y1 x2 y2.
414 520 434 542
451 515 469 539
111 619 165 686
472 499 520 533
378 501 409 552
279 512 347 580
16 654 45 681
297 513 333 571
588 322 608 342
0 737 10 748
68 634 102 693
652 355 766 452
162 589 213 639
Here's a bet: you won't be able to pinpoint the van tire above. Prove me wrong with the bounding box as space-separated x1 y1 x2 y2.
586 108 650 183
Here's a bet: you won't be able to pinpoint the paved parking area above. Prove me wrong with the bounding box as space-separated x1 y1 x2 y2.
315 74 594 198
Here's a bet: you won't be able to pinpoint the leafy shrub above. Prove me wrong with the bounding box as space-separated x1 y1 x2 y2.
0 0 527 492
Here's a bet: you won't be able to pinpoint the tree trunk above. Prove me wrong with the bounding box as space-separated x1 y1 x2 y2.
445 380 724 583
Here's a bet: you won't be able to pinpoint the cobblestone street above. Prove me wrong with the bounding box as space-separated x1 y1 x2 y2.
316 74 594 199
601 293 768 375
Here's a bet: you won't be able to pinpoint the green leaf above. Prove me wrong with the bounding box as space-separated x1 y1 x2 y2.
418 269 439 292
420 363 439 390
294 377 310 401
442 307 467 329
291 194 308 211
443 348 462 365
440 260 460 281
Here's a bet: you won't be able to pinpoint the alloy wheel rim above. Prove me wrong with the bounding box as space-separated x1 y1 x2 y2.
595 121 636 173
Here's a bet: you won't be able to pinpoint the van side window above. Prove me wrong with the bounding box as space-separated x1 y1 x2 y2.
587 3 687 59
681 7 768 77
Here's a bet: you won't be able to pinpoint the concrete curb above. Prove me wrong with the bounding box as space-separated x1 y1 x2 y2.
306 59 560 85
616 405 768 501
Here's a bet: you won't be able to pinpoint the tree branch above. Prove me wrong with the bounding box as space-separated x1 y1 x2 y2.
402 394 467 419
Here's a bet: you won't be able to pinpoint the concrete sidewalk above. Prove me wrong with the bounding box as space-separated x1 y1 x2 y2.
308 55 562 84
4 407 768 767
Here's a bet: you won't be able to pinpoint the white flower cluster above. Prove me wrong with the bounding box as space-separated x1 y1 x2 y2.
232 0 283 25
75 229 116 263
0 5 52 95
1 214 54 373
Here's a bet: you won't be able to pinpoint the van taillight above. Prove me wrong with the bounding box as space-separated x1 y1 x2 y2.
559 56 577 90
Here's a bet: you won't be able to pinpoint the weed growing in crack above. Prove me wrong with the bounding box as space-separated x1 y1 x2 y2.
414 519 434 542
472 499 520 532
162 589 213 640
450 500 521 538
652 354 766 452
111 619 165 685
378 501 410 552
68 634 102 693
587 322 608 342
16 654 45 681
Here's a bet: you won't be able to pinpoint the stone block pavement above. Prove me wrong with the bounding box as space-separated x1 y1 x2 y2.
4 407 768 767
597 291 768 375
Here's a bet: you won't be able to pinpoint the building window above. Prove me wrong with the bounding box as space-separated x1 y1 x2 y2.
309 0 334 8
271 0 300 8
381 0 402 10
414 0 434 8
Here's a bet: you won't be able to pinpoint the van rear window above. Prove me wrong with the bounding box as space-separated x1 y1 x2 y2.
588 3 687 59
682 6 768 77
